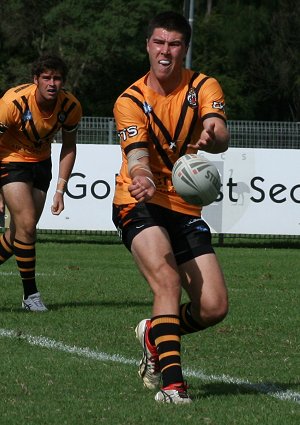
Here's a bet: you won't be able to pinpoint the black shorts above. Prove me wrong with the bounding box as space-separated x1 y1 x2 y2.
0 158 52 192
112 202 214 265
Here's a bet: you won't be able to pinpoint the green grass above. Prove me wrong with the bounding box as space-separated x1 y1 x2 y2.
0 238 299 425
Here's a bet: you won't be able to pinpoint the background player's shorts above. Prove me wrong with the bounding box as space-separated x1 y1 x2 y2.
112 202 215 265
0 158 52 192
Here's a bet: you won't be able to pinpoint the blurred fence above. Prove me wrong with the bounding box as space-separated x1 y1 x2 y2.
56 117 300 149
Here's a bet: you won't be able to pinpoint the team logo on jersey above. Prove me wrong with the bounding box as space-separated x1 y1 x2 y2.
58 112 67 123
22 109 32 121
143 101 152 115
187 87 198 108
212 101 225 111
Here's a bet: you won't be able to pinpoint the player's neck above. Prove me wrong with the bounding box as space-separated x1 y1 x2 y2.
35 95 57 117
147 71 182 96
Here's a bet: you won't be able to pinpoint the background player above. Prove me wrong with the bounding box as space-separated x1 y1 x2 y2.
113 11 230 403
0 55 82 311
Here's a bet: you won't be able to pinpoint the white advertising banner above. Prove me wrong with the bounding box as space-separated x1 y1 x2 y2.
38 144 122 231
38 145 300 235
202 148 299 235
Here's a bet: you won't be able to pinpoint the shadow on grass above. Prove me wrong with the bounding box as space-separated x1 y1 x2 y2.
0 299 152 313
191 381 300 401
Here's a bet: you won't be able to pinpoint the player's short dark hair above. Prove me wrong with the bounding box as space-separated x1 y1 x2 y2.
147 11 192 46
31 55 68 82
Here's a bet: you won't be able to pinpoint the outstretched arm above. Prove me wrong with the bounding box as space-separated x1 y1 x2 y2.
188 117 230 154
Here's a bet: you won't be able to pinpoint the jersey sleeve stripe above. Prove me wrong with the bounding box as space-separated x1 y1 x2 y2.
124 142 149 155
201 112 227 123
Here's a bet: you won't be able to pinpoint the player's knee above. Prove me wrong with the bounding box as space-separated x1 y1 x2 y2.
206 300 228 325
15 223 37 242
194 298 228 327
213 300 228 323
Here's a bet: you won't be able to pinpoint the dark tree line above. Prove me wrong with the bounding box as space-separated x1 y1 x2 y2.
0 0 299 121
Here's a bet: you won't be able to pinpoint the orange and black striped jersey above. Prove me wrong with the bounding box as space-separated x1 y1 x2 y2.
0 83 82 162
113 69 227 215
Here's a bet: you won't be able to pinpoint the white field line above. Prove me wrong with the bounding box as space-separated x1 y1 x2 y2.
0 271 55 276
0 328 299 404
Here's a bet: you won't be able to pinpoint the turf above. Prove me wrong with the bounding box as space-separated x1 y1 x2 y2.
0 238 299 424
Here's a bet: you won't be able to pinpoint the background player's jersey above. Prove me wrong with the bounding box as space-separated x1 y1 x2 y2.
0 84 82 162
113 69 227 215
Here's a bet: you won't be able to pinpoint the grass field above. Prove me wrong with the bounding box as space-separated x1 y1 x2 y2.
0 236 299 425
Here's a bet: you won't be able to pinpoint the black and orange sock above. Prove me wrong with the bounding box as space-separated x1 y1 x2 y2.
13 239 37 298
179 302 206 335
151 315 184 388
0 233 13 264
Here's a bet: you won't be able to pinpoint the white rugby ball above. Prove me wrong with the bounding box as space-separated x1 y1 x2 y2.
172 154 221 206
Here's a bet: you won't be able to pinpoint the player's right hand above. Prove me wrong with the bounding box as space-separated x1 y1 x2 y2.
128 175 156 202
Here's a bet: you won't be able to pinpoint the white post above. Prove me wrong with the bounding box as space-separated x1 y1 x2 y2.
184 0 194 69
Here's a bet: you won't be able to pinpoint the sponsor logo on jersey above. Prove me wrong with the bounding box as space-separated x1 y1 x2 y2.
22 109 32 121
58 112 67 123
118 126 138 141
143 101 152 115
212 101 225 111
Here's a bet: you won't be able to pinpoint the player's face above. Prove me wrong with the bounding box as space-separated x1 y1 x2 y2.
34 69 64 103
147 28 188 82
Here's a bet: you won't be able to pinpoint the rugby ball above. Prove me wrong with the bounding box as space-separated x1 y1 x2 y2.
172 154 221 206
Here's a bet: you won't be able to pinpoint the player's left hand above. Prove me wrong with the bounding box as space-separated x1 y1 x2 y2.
51 192 65 215
188 122 216 153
